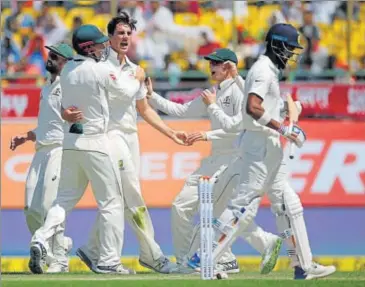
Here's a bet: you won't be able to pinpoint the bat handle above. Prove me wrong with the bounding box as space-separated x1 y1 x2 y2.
289 142 295 159
288 121 295 159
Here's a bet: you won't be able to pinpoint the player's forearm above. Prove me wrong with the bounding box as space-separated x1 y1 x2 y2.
27 130 36 141
140 106 174 139
207 104 244 132
149 92 192 117
22 129 37 142
246 99 282 131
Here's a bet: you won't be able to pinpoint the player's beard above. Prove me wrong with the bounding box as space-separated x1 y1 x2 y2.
45 60 59 74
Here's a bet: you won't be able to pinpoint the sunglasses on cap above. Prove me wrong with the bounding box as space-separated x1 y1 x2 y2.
210 60 224 66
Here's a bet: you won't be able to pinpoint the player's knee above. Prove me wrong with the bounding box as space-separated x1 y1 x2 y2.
47 204 66 223
271 202 285 216
172 185 198 210
172 199 196 221
185 174 200 186
24 206 42 219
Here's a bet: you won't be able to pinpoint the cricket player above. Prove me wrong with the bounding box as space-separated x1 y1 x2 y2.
10 43 74 273
66 13 186 274
195 23 336 280
146 48 283 274
29 25 134 275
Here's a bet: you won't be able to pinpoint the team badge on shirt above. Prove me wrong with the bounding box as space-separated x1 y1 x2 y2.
53 88 61 97
221 96 231 107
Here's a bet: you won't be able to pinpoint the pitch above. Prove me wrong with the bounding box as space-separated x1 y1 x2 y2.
2 271 365 287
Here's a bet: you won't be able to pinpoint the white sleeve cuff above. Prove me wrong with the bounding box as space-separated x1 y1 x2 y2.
205 131 213 141
257 111 271 126
207 103 220 113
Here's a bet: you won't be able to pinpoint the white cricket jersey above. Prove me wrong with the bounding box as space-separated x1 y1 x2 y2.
34 76 64 149
60 54 135 153
208 56 281 137
242 55 281 132
107 49 146 133
149 78 244 155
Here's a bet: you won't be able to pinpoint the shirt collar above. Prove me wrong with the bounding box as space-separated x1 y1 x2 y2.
121 56 133 70
108 48 133 69
46 75 60 86
218 78 235 91
108 48 119 66
259 55 280 78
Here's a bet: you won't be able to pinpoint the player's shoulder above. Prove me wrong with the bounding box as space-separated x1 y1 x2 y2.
246 56 272 80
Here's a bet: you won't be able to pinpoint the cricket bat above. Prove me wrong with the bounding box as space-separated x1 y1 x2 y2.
286 94 299 159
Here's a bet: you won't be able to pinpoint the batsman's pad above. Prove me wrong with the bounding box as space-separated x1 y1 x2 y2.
283 186 313 271
212 197 261 263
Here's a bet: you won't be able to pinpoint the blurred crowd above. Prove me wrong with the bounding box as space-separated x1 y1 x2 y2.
2 0 365 79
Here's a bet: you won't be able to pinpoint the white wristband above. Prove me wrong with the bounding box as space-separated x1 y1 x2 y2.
257 111 271 126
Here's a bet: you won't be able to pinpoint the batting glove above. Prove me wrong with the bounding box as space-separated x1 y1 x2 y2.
278 124 306 148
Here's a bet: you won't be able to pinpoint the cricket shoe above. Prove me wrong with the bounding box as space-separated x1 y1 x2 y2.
187 252 200 270
186 253 228 275
139 256 177 274
47 263 69 273
29 242 47 274
294 263 336 280
169 263 198 274
96 264 136 275
216 259 240 274
260 235 283 274
76 248 99 273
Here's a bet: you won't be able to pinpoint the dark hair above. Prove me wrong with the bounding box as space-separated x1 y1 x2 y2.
107 11 137 36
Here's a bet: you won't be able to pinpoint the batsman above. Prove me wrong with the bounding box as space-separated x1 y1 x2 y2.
194 23 336 280
146 48 283 274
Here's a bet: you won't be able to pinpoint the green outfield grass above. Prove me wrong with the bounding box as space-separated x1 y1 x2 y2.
2 271 365 287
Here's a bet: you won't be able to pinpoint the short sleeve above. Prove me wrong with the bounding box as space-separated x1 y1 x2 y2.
247 69 270 100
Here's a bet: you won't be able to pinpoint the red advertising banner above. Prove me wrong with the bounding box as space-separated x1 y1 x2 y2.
1 120 365 208
1 86 40 117
2 84 365 119
280 83 365 120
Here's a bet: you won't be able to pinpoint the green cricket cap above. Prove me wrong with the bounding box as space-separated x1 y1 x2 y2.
45 43 74 60
72 24 109 49
204 48 238 64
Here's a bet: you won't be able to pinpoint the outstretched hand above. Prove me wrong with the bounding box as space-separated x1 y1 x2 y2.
171 131 191 146
186 131 207 145
10 135 27 151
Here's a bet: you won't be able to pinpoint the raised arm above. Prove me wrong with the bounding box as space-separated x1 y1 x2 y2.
202 82 246 133
145 77 207 118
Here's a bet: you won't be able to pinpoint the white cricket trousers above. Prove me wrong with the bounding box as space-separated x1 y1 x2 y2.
25 144 62 234
221 132 284 251
82 130 163 265
32 149 124 267
172 152 276 265
25 144 69 265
